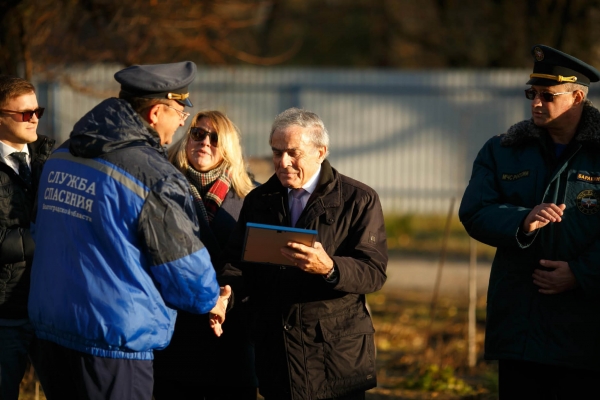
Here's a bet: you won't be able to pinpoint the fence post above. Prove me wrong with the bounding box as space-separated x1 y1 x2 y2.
468 237 477 368
426 197 455 347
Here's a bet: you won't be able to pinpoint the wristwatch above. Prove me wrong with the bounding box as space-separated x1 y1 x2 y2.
324 265 339 281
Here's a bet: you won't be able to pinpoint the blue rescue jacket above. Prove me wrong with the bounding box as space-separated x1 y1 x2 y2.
28 98 219 360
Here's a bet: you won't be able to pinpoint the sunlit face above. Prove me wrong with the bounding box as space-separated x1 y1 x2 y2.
0 92 39 150
271 125 326 189
154 101 186 145
186 117 224 172
530 84 578 129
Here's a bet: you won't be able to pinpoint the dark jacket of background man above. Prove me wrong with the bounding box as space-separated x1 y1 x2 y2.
0 74 55 400
0 136 54 319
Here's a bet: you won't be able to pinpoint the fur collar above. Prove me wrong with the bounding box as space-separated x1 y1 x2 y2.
501 100 600 146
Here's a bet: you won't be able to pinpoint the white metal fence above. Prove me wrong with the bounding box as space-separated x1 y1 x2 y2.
34 66 597 215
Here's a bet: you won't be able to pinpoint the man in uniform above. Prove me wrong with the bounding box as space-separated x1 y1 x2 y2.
222 107 388 400
0 75 54 400
459 45 600 398
28 62 229 400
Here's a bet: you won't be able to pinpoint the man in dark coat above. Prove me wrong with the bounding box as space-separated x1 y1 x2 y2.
0 75 54 400
222 107 388 400
459 44 600 399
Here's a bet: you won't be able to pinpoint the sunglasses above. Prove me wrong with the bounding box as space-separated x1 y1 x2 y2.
524 89 573 102
190 127 218 146
0 107 45 122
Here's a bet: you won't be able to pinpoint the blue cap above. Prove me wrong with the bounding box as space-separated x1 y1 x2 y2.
114 61 197 107
527 45 600 87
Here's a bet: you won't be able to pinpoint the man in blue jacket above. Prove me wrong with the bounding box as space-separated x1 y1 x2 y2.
28 62 229 400
460 45 600 399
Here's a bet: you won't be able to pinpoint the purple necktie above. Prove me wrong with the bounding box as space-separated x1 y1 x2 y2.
290 188 307 227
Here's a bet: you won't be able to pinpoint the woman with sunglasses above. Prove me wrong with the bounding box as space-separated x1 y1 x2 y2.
153 110 258 400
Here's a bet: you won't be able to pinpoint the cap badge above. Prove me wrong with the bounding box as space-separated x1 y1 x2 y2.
534 46 545 62
167 92 190 101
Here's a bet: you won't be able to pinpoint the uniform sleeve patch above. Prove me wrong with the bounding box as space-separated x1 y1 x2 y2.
576 190 599 215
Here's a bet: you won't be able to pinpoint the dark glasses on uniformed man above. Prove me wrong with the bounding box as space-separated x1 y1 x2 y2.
524 89 574 102
190 127 219 146
0 107 45 122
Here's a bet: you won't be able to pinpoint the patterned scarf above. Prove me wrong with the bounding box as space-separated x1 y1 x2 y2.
186 164 232 224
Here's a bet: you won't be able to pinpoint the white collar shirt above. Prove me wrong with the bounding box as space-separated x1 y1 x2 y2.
0 141 30 175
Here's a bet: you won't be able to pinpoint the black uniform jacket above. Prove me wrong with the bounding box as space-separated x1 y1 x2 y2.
459 100 600 372
221 160 388 400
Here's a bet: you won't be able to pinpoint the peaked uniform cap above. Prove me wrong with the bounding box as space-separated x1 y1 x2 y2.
114 61 197 107
527 44 600 87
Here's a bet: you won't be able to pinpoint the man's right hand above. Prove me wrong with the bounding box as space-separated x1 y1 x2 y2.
522 203 566 233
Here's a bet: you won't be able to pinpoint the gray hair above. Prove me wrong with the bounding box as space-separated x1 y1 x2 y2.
269 107 330 158
564 83 589 99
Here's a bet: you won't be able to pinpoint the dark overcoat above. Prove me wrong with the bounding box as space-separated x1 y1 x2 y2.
222 160 388 400
459 100 600 372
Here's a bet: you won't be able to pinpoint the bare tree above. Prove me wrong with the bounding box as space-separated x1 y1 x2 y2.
3 0 600 81
0 0 300 80
387 0 600 68
0 0 26 76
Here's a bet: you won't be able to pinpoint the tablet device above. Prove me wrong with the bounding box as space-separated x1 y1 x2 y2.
242 222 318 266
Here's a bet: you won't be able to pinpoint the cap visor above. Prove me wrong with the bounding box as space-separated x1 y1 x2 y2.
176 98 193 107
526 77 561 87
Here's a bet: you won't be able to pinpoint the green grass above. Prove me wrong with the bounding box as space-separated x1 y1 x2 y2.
384 214 496 262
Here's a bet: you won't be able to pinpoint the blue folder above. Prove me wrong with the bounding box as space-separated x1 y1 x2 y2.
242 222 317 266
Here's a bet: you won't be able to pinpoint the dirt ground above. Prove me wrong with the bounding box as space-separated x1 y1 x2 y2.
366 251 498 400
20 254 498 400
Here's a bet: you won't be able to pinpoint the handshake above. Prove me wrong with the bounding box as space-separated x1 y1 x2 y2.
209 285 232 337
